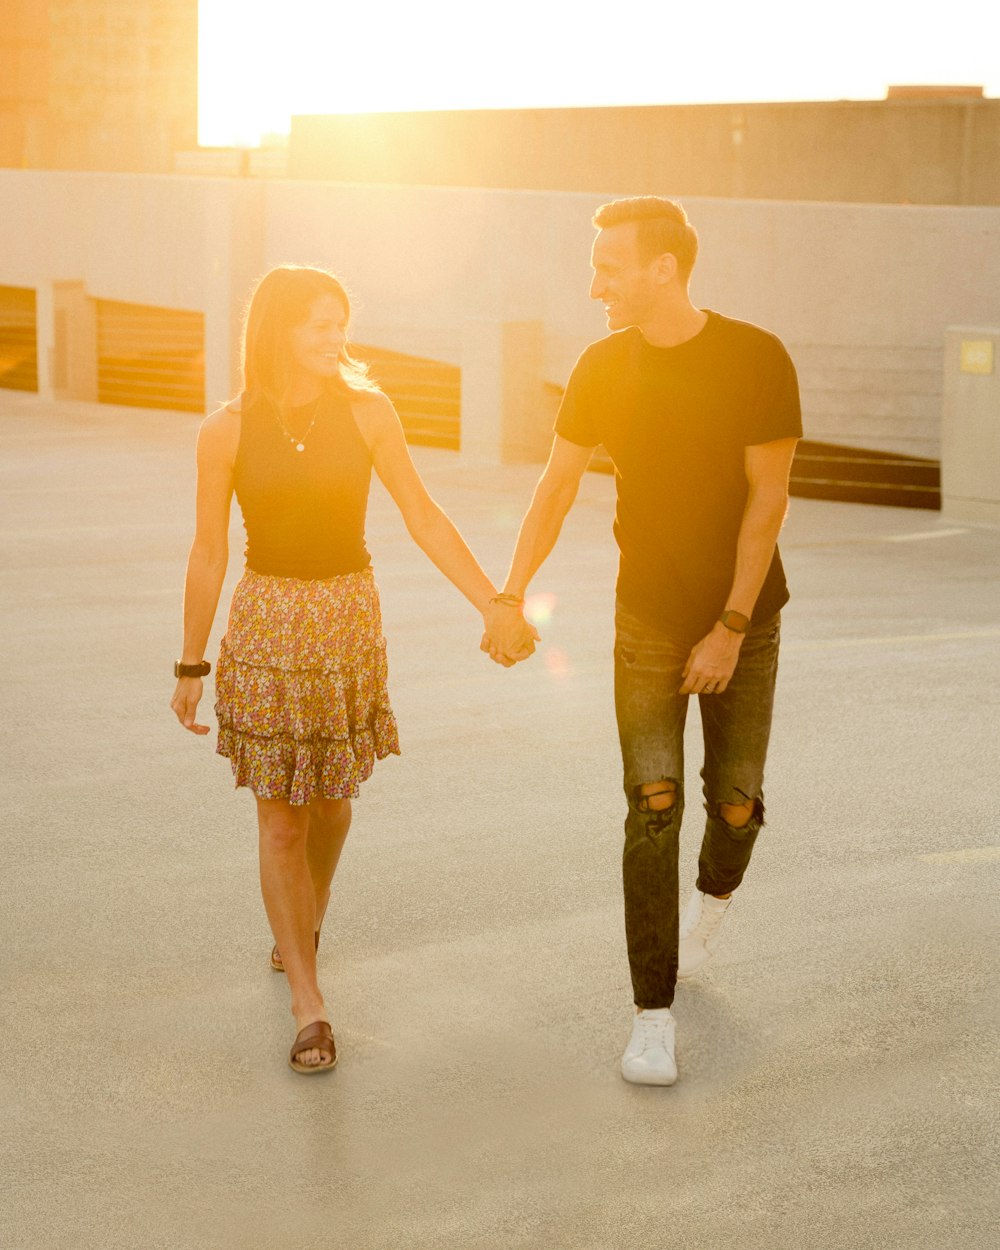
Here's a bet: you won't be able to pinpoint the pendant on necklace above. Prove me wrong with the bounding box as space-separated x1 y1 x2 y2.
295 443 305 452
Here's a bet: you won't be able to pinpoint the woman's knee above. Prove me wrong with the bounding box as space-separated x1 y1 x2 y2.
311 797 352 832
257 800 310 851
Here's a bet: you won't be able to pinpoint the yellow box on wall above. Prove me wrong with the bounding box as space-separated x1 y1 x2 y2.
960 340 995 375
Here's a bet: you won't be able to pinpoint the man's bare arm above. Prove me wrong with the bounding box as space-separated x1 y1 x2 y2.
482 436 594 660
679 436 798 696
725 437 799 616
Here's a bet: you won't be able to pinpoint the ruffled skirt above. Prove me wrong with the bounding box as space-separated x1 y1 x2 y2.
215 567 400 804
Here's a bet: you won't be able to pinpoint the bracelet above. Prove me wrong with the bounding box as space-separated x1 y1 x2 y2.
489 593 525 608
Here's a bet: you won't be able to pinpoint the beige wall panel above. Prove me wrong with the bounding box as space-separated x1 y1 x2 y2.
1 169 999 461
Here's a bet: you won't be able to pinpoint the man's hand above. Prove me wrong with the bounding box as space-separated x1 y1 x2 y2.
679 623 744 695
480 601 540 668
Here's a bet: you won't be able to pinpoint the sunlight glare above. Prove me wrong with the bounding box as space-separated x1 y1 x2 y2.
198 0 999 147
543 647 572 680
525 592 557 629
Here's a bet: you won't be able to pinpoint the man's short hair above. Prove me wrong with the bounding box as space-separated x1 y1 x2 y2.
592 196 699 280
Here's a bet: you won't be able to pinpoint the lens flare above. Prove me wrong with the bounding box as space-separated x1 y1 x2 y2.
544 647 571 678
525 592 556 627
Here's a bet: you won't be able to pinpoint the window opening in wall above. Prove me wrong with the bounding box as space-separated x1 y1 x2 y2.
351 344 460 450
0 286 39 393
95 299 204 412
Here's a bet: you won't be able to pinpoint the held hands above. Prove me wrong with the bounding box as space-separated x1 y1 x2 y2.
170 677 211 735
679 622 744 696
480 598 540 668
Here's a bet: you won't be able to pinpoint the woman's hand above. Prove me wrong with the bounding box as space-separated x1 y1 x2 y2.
480 602 540 667
170 677 211 735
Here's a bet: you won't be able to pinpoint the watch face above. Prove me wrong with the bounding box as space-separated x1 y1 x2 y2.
721 612 750 633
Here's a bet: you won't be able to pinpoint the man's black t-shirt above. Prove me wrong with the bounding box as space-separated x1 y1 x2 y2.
555 311 803 643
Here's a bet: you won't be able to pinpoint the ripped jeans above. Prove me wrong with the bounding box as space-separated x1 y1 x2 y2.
614 601 781 1009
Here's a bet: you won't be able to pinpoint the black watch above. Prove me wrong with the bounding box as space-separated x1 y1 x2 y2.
174 659 211 678
718 610 751 634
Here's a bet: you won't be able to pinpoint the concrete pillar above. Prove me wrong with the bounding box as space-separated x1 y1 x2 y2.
202 182 265 408
941 326 1000 525
51 280 98 402
32 282 54 399
460 319 550 465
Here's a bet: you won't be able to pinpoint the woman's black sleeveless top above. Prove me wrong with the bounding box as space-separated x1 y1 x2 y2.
233 389 373 579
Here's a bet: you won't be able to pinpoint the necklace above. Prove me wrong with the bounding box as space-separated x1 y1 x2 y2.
274 395 322 452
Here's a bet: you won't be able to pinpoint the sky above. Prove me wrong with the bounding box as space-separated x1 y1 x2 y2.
198 0 1000 147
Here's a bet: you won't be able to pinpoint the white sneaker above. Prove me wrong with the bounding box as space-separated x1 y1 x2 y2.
678 889 732 978
620 1008 677 1086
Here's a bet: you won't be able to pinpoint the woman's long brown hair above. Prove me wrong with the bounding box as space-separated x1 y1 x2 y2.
241 264 379 406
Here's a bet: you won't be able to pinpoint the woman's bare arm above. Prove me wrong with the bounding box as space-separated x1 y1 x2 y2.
170 405 239 733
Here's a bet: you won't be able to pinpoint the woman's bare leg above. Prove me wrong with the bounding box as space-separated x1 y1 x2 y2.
271 798 352 969
256 797 330 1067
307 797 352 934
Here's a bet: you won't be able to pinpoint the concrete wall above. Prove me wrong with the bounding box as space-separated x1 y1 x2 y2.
290 99 1000 207
0 171 264 407
264 183 1000 459
942 328 1000 523
3 168 1000 461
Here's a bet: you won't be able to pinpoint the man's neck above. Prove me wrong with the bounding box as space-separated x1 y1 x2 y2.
638 300 708 349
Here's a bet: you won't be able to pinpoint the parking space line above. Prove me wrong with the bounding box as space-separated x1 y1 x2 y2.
916 846 1000 865
882 529 970 543
789 630 1000 650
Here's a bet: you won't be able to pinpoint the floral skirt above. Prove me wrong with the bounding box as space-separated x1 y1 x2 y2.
215 567 400 804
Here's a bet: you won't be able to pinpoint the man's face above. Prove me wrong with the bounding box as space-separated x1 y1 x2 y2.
589 223 660 331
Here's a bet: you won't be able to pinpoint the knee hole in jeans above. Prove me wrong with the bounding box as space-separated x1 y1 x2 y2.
629 779 682 841
714 796 764 832
636 780 679 813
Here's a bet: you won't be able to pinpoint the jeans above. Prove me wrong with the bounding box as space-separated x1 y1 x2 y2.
614 601 781 1009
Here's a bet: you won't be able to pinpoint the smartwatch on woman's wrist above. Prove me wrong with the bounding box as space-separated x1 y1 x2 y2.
174 660 211 678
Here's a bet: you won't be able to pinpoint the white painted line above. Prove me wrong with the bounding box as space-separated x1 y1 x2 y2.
916 846 1000 865
786 529 971 550
882 529 970 542
789 630 1000 650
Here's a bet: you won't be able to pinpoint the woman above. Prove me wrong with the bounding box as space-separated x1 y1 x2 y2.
170 265 535 1074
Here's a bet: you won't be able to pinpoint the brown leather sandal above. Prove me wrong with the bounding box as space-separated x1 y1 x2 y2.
270 928 320 973
288 1020 336 1074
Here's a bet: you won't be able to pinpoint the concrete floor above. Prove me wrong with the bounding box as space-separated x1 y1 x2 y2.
2 392 998 1250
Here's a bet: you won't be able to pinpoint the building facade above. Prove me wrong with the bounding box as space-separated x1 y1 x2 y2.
290 92 1000 207
0 0 197 173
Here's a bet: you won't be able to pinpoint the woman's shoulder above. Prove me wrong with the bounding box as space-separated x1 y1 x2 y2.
202 394 242 423
348 386 395 442
349 385 391 415
197 397 242 463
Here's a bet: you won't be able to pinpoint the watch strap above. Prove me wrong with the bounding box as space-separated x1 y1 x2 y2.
174 659 211 678
718 610 751 634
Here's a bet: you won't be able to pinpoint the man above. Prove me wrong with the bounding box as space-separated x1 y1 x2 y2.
483 196 801 1085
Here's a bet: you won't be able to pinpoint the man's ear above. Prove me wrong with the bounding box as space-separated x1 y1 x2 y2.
652 252 679 285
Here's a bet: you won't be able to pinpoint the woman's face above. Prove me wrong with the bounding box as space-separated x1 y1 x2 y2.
288 292 349 380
